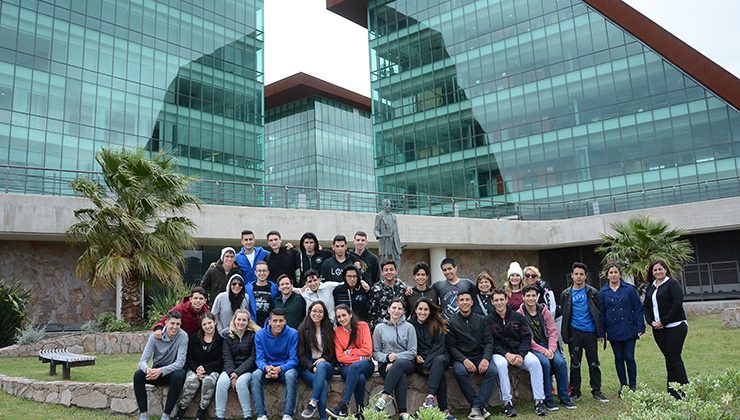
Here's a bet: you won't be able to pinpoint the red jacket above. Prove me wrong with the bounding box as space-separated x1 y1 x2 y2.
334 321 372 365
153 296 210 336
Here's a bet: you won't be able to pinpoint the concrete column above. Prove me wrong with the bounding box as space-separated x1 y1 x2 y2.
429 247 447 283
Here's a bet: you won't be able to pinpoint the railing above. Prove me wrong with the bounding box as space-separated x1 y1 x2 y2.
1 164 739 220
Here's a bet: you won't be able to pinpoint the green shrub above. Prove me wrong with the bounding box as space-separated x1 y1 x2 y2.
0 279 32 348
415 407 446 420
92 312 130 332
619 368 740 420
15 323 47 345
146 285 190 328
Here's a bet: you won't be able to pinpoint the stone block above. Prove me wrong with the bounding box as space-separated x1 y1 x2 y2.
721 307 740 328
111 397 139 414
71 389 108 409
60 388 72 406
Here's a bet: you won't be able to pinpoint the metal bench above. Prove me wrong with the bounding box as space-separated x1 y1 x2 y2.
38 348 96 380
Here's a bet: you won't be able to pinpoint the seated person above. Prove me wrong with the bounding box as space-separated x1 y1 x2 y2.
152 287 210 337
215 309 259 420
134 310 188 420
300 269 341 322
212 273 248 336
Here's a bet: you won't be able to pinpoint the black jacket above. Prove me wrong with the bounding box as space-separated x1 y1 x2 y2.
351 249 380 285
445 311 493 362
410 317 448 370
200 264 243 307
298 327 336 371
643 278 686 326
560 284 603 342
296 232 334 287
320 254 361 283
265 246 299 283
186 333 224 374
222 330 256 376
333 282 371 322
488 305 532 358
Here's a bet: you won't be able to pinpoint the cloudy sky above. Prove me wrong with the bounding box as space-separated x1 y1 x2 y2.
264 0 739 97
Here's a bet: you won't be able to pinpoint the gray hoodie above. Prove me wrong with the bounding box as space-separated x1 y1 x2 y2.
372 316 417 362
138 327 188 375
211 291 249 336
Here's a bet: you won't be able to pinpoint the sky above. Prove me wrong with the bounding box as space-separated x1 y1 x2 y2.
263 0 740 98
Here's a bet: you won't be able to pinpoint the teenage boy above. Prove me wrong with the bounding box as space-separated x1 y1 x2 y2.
489 289 547 417
246 261 279 327
368 261 410 330
432 258 476 319
153 287 210 337
295 232 333 287
320 235 362 283
350 231 380 285
134 311 188 420
200 246 243 307
274 274 306 329
299 269 341 321
446 291 498 420
252 308 300 420
519 285 576 410
560 262 608 403
265 230 300 283
236 229 270 285
333 265 372 322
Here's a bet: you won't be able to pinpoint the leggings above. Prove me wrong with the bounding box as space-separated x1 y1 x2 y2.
653 323 689 398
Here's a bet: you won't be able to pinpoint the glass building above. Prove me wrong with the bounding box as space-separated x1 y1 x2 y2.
264 73 375 208
329 0 740 219
0 0 264 195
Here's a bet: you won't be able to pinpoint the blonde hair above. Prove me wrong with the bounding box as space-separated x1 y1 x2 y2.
228 308 260 338
523 266 541 279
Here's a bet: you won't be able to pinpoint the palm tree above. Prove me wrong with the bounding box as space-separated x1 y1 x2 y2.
596 215 694 293
67 148 202 325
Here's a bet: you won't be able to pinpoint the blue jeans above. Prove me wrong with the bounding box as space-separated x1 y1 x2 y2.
339 360 374 408
532 349 570 402
215 371 252 418
251 367 299 417
451 354 499 410
610 339 637 388
300 362 334 420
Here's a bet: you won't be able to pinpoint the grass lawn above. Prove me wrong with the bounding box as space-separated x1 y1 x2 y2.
0 314 737 419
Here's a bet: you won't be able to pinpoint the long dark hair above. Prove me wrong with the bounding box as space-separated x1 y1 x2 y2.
197 312 219 341
335 304 360 348
228 274 246 313
412 298 448 337
297 301 334 360
647 259 671 283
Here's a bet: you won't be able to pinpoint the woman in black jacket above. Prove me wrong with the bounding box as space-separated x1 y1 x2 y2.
174 312 223 420
410 298 454 419
215 309 258 419
643 260 689 399
297 301 336 420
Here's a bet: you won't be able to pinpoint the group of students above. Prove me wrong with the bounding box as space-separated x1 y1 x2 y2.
134 228 689 420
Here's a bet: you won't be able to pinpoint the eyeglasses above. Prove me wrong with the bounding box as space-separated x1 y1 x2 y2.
525 274 538 278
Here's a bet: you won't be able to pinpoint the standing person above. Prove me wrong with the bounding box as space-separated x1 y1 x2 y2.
600 261 644 397
405 262 439 315
523 266 557 315
372 299 417 419
296 232 333 287
351 231 381 285
212 273 249 336
297 301 336 420
409 298 455 420
445 291 498 420
432 258 476 320
235 229 270 285
275 274 307 329
518 285 576 410
327 305 374 419
252 309 300 420
174 313 223 420
368 261 410 330
473 270 495 317
215 309 259 420
333 265 372 322
246 261 279 327
320 235 362 283
504 262 525 312
134 311 188 420
488 289 547 417
153 287 210 337
374 198 402 269
265 230 300 283
644 260 689 399
301 269 341 322
201 247 243 307
560 262 608 403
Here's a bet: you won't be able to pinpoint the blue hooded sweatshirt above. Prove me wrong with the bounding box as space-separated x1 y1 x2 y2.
235 246 270 285
254 322 299 373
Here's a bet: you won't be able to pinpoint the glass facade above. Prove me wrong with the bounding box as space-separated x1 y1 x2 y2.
0 0 264 194
265 95 374 191
368 0 740 218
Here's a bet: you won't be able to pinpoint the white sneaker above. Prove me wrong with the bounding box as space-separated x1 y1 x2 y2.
283 415 293 420
257 416 268 420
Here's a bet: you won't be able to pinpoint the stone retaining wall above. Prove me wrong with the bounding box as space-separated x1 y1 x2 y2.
0 369 532 418
0 332 149 358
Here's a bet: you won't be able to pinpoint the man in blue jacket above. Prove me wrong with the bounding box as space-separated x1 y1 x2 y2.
235 229 270 285
251 308 300 420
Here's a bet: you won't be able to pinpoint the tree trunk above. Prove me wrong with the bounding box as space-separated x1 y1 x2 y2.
121 275 143 325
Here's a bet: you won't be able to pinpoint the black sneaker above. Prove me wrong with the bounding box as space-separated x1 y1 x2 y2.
593 392 609 403
560 399 577 409
326 402 348 419
503 402 517 418
301 402 318 418
544 400 559 411
570 392 582 401
534 401 547 416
